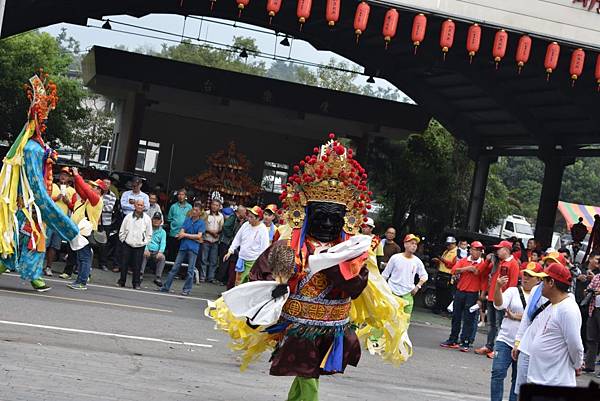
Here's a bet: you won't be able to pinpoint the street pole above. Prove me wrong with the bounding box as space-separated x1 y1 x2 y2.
0 0 6 38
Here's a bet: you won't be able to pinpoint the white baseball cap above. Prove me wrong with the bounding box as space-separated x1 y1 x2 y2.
365 217 375 228
445 236 457 244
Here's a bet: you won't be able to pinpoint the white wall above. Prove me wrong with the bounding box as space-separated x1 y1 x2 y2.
383 0 600 49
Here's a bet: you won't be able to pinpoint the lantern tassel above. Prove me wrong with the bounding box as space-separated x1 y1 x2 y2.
180 0 185 6
546 73 551 82
269 16 273 25
238 9 242 18
385 42 389 50
299 23 303 32
443 52 447 61
414 45 418 56
356 35 360 45
518 66 522 75
469 55 473 64
495 62 499 70
210 0 215 11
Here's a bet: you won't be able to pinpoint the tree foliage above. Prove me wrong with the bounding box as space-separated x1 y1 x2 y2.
68 95 114 166
0 31 87 145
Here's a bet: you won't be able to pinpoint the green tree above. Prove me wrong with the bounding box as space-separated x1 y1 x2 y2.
67 95 114 166
159 37 267 76
0 31 87 144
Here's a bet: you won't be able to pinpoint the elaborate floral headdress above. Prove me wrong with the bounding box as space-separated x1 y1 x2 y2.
279 133 372 235
24 70 58 134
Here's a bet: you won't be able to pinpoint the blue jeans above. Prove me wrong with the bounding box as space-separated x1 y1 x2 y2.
201 241 219 281
486 300 505 349
491 340 517 401
162 250 197 293
449 290 479 344
74 245 92 285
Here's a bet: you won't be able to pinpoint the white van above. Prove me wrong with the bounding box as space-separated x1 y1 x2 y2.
498 215 534 243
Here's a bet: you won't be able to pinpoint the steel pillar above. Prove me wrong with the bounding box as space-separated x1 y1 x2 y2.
466 156 496 232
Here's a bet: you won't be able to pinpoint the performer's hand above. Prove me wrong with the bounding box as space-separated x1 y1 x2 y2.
410 287 419 296
223 252 232 262
71 167 78 176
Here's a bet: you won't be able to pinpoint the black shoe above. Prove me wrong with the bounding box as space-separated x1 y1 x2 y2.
153 278 163 287
116 281 125 288
133 285 141 290
100 265 109 272
582 368 595 373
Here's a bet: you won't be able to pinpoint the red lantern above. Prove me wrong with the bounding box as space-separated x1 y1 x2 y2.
354 2 370 44
440 19 455 60
466 23 481 64
544 42 561 81
493 29 508 69
266 0 282 24
411 13 427 55
236 0 250 17
569 48 585 86
297 0 312 31
595 54 600 92
382 9 399 49
515 35 532 74
325 0 340 27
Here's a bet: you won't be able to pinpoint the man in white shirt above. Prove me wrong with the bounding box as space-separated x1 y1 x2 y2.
224 206 270 286
118 199 153 289
526 263 584 387
381 233 428 320
490 263 544 401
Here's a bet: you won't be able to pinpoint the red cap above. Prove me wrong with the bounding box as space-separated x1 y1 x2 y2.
248 206 264 220
470 241 484 249
522 262 545 277
89 179 108 192
403 234 421 244
542 262 572 285
493 240 513 250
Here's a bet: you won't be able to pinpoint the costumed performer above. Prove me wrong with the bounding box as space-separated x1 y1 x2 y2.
207 134 412 401
0 73 79 291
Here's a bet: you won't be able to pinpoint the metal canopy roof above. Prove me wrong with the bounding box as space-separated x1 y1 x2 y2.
3 0 600 157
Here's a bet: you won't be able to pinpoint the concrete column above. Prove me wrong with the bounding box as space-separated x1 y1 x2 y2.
111 92 146 172
535 156 574 248
466 156 495 232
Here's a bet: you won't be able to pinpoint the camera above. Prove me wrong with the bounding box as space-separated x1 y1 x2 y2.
580 287 595 307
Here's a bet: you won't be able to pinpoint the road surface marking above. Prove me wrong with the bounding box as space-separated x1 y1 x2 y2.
3 273 213 302
206 338 220 342
0 289 173 313
0 320 213 348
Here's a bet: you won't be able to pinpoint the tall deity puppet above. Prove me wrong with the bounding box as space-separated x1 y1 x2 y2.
208 134 412 401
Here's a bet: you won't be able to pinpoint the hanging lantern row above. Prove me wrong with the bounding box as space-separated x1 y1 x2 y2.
227 0 600 89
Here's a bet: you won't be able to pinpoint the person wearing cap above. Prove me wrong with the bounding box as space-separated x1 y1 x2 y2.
441 241 487 351
44 166 77 277
432 236 458 313
263 204 279 243
120 177 149 216
141 212 167 288
97 177 119 273
224 206 270 286
66 167 106 290
381 234 428 320
475 240 521 357
118 199 153 289
161 201 206 296
361 217 384 260
525 263 584 387
489 262 544 401
201 196 224 283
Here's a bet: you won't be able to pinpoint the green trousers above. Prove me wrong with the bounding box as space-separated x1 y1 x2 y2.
287 377 319 401
400 292 415 317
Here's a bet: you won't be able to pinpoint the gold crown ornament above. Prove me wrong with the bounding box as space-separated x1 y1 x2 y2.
278 133 372 235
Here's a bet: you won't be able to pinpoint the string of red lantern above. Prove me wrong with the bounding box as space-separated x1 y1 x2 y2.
297 0 312 31
266 0 282 24
440 19 455 60
236 0 249 17
382 9 399 50
493 29 508 69
411 13 427 55
325 0 340 27
515 35 532 74
544 42 561 82
466 23 481 64
354 2 370 44
570 48 585 86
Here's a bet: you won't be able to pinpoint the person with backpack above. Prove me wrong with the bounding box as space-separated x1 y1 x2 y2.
490 263 544 401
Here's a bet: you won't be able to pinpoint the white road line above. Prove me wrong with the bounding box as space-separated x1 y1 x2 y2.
205 338 220 342
3 272 214 302
0 320 213 349
0 288 173 313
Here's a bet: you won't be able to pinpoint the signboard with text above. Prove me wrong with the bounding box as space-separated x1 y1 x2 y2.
386 0 600 49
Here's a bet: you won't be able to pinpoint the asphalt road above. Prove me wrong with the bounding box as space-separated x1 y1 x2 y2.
0 271 596 401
